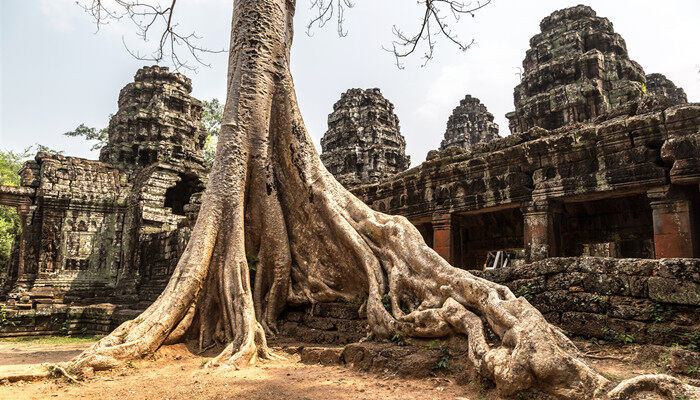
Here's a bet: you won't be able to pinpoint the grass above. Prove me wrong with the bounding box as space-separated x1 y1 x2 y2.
0 335 101 345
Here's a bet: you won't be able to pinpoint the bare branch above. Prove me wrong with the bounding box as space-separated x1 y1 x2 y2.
386 0 491 68
307 0 490 69
306 0 355 38
76 0 225 72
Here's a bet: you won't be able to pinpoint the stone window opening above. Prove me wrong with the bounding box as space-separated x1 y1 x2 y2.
164 173 204 216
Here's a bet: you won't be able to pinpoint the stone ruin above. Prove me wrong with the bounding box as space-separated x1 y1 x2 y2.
320 88 410 186
506 5 647 133
646 73 688 105
0 7 697 346
439 94 500 151
0 66 207 310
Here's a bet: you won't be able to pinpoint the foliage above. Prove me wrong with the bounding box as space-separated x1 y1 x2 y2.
647 302 674 323
0 148 29 186
381 293 391 311
602 327 635 344
63 119 111 151
0 148 29 276
246 254 260 272
515 281 535 300
201 99 223 169
425 339 452 372
433 346 451 371
390 333 406 346
0 146 62 276
0 335 101 344
201 99 223 137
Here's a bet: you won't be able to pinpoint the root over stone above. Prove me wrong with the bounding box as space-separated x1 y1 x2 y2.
68 1 699 399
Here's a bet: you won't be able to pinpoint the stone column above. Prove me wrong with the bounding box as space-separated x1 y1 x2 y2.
648 186 697 258
521 200 562 262
16 202 31 279
432 214 455 265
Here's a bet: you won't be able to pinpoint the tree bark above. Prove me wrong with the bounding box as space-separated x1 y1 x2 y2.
69 1 700 399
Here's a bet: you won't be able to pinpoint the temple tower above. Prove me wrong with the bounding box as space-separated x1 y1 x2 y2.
439 95 500 151
99 66 207 178
506 5 646 133
645 73 688 105
320 88 410 186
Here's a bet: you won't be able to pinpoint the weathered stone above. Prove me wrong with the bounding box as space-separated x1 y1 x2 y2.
100 66 207 178
439 95 499 151
669 348 700 378
320 88 410 186
507 5 646 133
473 257 700 345
648 277 700 305
645 73 688 105
1 66 207 307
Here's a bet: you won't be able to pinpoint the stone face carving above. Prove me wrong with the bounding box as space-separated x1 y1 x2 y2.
320 88 410 186
645 73 688 105
439 95 499 151
507 5 646 133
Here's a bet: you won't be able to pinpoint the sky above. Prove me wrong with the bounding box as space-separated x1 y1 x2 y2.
1 0 699 166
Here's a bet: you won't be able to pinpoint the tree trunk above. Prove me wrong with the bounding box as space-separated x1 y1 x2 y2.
69 1 699 399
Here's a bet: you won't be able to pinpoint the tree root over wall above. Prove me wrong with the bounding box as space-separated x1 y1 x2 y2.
67 1 699 399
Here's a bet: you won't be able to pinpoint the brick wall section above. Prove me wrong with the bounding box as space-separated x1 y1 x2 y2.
471 257 699 345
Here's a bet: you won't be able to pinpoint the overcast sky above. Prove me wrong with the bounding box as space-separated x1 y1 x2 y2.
1 0 698 166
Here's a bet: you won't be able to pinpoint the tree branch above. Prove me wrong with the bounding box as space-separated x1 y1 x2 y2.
307 0 490 69
385 0 490 68
76 0 224 72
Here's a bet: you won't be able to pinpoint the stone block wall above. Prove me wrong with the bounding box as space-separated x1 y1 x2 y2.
0 304 140 337
278 302 368 345
471 257 699 346
136 228 192 302
8 153 127 298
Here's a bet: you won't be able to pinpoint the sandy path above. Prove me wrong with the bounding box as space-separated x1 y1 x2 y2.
0 342 486 400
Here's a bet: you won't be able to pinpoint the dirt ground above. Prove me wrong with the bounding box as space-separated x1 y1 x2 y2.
0 338 697 400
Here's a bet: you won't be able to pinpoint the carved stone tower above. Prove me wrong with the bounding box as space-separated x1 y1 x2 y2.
320 88 410 186
506 5 646 133
645 73 688 105
439 95 500 151
99 66 207 178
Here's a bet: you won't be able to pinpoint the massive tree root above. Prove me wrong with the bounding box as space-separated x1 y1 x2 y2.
69 0 699 399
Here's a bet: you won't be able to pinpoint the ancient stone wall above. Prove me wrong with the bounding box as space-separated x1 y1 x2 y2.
507 5 646 133
1 66 208 308
3 153 128 306
0 304 140 337
353 103 700 266
320 88 410 186
136 228 192 302
439 95 499 151
471 257 699 346
646 73 688 105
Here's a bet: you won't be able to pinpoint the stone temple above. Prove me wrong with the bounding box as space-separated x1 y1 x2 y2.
439 94 500 151
0 66 206 308
1 6 698 346
506 5 647 133
320 88 410 186
645 73 688 105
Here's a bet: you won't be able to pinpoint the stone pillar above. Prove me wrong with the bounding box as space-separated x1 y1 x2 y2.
432 214 455 265
16 202 31 279
648 186 697 258
521 200 562 262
